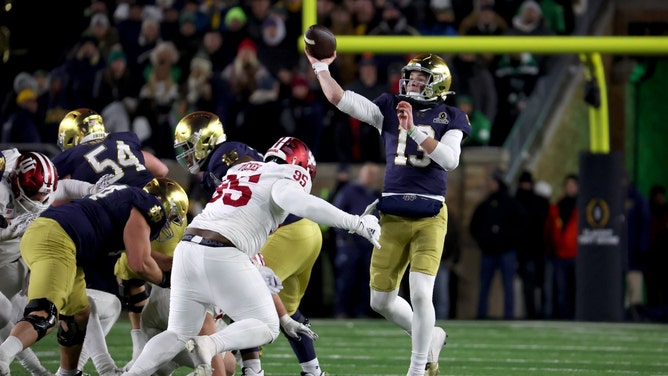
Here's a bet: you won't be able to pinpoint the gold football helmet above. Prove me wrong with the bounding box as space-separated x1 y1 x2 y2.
398 53 454 104
174 111 227 174
143 177 189 241
57 108 107 151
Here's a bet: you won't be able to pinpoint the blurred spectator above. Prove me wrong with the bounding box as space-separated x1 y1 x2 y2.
279 74 325 158
160 4 182 43
332 161 382 319
221 37 280 151
492 0 525 27
459 3 508 37
37 68 69 144
199 0 228 31
334 54 386 164
623 174 651 315
507 0 554 37
538 0 576 35
458 95 491 147
185 55 224 115
135 41 181 158
505 0 555 72
86 12 120 60
470 169 527 319
115 1 144 49
449 53 498 124
257 13 299 97
0 72 38 125
222 5 250 56
435 208 462 320
368 0 419 81
1 88 41 143
173 11 206 82
93 44 140 132
646 185 668 310
245 0 273 42
327 5 358 85
458 4 507 68
33 70 50 96
122 17 163 85
491 52 540 146
544 173 579 320
199 30 229 74
419 0 458 36
316 0 337 26
63 34 106 109
515 170 550 319
352 0 380 36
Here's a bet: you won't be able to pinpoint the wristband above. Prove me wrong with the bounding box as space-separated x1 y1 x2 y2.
409 128 428 145
312 62 329 75
158 270 171 288
407 127 415 136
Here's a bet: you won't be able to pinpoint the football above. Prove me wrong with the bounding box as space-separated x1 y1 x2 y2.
304 24 337 60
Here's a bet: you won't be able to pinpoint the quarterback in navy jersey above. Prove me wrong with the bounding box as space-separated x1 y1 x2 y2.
307 50 470 376
173 112 330 376
0 184 176 376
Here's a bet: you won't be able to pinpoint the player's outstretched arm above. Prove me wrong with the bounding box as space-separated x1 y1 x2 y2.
271 179 381 248
142 151 169 178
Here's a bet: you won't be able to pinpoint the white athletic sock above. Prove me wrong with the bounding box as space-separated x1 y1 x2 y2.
0 336 24 362
130 329 147 360
242 358 261 372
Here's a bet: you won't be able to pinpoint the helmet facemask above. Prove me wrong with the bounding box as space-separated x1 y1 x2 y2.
11 152 58 215
398 54 454 105
174 111 226 174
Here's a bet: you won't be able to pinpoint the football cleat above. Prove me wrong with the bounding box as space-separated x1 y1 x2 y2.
426 327 447 376
241 367 264 376
185 336 216 376
0 360 8 376
300 372 328 376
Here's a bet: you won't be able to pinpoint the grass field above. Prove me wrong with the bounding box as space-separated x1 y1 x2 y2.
10 318 668 376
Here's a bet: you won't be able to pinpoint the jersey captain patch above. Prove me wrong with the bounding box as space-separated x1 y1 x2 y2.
434 112 449 124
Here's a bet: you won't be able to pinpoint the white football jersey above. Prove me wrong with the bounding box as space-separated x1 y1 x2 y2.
189 161 312 257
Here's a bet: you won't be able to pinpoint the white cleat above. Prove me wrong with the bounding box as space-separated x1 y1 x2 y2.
185 336 216 376
0 360 8 376
425 327 447 376
241 367 265 376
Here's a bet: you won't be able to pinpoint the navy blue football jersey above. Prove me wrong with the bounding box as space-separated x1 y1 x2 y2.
201 141 263 197
375 93 471 197
52 132 155 187
40 185 166 265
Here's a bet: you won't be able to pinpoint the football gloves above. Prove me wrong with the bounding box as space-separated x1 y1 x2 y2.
259 265 283 294
350 214 381 249
92 173 116 193
279 314 318 341
0 212 37 241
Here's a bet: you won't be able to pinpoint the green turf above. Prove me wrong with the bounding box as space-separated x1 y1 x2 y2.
11 319 668 375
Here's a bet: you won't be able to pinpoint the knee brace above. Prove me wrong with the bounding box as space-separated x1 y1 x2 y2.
19 298 57 341
57 314 87 347
119 279 150 313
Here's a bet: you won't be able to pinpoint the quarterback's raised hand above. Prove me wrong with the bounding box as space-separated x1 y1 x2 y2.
353 214 381 249
280 314 319 340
